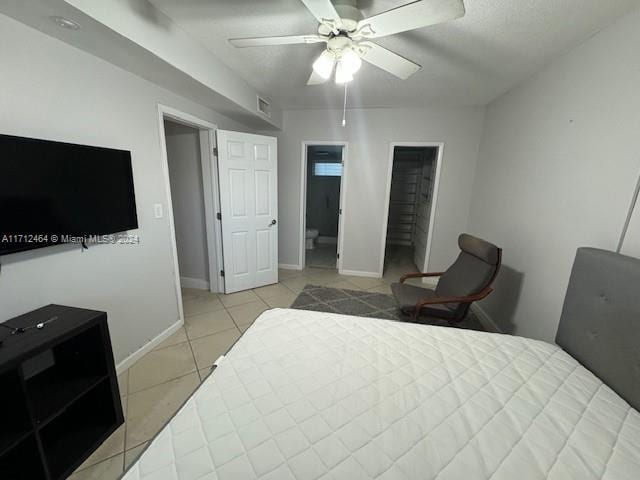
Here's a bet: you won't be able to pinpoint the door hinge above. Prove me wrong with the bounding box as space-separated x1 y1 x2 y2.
213 147 218 156
220 270 225 277
216 212 221 220
339 209 342 215
337 253 340 259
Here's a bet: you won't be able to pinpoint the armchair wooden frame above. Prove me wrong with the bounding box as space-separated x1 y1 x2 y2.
399 249 502 321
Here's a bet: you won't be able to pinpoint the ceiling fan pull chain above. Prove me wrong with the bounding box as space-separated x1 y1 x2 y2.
342 82 348 127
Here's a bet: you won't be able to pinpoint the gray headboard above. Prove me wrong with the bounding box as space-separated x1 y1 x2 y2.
556 247 640 411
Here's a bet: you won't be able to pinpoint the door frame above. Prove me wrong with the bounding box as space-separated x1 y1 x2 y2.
379 142 444 276
299 141 349 272
156 104 224 323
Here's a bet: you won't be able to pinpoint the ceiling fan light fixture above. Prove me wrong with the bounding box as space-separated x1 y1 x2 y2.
229 0 466 85
312 50 335 80
341 48 362 75
335 60 354 84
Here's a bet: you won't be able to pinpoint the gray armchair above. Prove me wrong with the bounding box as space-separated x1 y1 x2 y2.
391 234 502 323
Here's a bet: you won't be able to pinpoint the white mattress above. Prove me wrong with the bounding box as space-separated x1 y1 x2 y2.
123 308 640 480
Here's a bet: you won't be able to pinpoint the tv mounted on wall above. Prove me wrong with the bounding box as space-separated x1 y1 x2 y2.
0 134 138 256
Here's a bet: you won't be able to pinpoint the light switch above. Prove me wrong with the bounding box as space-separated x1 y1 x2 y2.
153 203 163 219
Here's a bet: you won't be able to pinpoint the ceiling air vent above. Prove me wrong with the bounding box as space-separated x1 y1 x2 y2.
257 96 271 118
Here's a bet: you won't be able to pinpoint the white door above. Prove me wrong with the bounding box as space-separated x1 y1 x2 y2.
217 130 278 293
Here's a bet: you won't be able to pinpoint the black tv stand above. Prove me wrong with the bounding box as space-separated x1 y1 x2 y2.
0 305 123 479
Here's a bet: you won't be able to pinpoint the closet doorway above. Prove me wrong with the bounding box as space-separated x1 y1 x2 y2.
381 143 443 278
300 142 348 270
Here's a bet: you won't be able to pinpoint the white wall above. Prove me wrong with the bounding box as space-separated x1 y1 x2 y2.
276 107 485 275
0 13 250 363
468 6 640 342
164 121 210 288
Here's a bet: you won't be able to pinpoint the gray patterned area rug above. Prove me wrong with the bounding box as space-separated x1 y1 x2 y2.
290 285 485 331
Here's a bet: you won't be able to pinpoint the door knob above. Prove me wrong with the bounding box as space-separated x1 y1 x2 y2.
269 219 277 226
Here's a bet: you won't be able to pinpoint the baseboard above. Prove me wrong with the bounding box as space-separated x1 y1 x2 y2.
180 276 210 290
279 263 303 270
116 320 184 373
339 269 381 278
471 303 503 334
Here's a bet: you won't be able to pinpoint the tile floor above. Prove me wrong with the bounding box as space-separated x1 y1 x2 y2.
383 244 420 277
305 244 338 269
70 266 412 479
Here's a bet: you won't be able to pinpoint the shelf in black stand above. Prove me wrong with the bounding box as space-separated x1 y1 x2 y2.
0 369 32 456
25 324 109 424
0 434 47 479
27 370 107 426
40 379 117 479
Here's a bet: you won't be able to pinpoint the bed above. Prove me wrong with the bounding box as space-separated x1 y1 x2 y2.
123 248 640 479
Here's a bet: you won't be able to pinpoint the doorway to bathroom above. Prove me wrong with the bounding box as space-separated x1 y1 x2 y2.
300 142 347 270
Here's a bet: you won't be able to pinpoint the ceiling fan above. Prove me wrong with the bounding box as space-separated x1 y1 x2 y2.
229 0 466 85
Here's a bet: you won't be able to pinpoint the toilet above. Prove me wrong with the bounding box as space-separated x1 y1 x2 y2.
305 228 319 250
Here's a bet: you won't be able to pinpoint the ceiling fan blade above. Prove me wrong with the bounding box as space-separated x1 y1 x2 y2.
299 0 343 31
358 42 421 79
307 70 329 85
355 0 465 39
229 34 326 48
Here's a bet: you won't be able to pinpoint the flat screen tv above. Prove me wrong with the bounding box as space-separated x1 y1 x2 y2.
0 134 138 255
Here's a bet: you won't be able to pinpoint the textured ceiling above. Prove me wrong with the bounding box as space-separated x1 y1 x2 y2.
148 0 638 109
